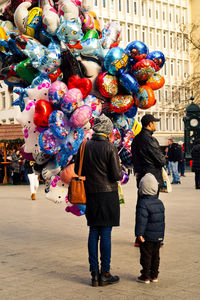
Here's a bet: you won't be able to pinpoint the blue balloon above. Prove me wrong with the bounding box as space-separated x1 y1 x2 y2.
125 105 138 118
119 73 139 95
104 47 129 75
49 110 69 140
125 41 149 64
146 51 165 70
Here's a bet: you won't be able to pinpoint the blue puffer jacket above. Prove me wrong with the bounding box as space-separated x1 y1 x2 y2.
135 195 165 242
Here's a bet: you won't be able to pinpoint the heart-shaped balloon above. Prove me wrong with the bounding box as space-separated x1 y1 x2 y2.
68 75 92 99
110 95 134 113
34 100 53 127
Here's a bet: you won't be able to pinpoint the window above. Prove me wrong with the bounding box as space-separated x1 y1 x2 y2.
156 9 158 19
142 26 146 43
171 60 174 76
103 0 106 8
156 29 160 47
94 0 98 6
177 60 180 77
119 0 121 11
134 25 139 40
9 118 14 124
111 0 114 10
141 1 145 17
164 60 167 75
149 28 153 46
10 92 14 106
163 31 167 48
127 24 131 42
170 32 173 49
127 0 129 13
149 8 151 18
166 117 169 130
134 1 137 14
2 91 6 109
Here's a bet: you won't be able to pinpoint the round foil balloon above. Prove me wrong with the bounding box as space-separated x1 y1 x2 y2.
84 95 102 117
39 128 61 155
104 47 129 75
131 59 157 83
147 51 165 71
119 73 139 95
146 73 165 90
69 105 92 128
125 41 149 62
109 127 121 147
110 95 134 113
125 105 138 118
134 85 156 109
48 81 68 107
49 110 69 139
61 88 83 115
34 100 53 127
96 72 118 98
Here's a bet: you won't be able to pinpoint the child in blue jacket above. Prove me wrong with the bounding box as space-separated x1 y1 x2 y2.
135 173 165 283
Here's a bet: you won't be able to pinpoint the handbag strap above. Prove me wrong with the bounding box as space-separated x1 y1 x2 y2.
78 141 87 176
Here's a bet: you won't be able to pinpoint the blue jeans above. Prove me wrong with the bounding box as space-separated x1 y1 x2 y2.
178 160 185 176
88 226 112 272
168 161 180 183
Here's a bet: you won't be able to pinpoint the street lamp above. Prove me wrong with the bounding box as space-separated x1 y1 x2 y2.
183 97 200 163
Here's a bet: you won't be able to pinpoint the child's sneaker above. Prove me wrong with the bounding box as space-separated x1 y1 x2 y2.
150 277 158 283
137 275 150 284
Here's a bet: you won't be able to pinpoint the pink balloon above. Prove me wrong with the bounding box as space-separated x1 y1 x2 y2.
69 105 92 128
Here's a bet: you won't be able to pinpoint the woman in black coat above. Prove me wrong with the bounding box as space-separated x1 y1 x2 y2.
75 114 123 287
191 138 200 189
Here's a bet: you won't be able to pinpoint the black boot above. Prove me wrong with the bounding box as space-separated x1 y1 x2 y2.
91 270 99 287
99 271 120 286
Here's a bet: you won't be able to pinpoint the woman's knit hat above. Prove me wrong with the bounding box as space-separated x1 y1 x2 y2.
92 114 114 135
139 173 158 196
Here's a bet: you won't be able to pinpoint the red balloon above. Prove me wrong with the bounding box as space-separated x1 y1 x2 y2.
34 100 53 127
96 72 118 98
131 59 156 83
48 68 62 83
68 75 92 99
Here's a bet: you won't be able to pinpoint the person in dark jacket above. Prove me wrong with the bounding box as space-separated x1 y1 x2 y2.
167 139 183 184
75 114 123 287
131 114 166 190
135 173 165 284
191 138 200 189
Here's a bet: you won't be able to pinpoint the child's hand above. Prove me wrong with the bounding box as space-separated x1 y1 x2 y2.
138 235 145 243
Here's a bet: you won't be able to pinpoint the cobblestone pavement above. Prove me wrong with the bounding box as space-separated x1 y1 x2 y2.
0 172 200 300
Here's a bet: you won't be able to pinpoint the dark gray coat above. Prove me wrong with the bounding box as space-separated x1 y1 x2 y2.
135 195 165 242
75 134 123 227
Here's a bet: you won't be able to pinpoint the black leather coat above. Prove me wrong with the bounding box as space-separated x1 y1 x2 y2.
131 128 166 187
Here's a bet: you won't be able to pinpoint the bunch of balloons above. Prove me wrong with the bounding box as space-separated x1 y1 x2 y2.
0 0 165 215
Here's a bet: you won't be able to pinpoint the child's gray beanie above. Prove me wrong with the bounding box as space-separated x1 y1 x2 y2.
139 173 158 196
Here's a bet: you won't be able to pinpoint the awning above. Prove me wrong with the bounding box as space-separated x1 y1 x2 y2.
0 124 24 143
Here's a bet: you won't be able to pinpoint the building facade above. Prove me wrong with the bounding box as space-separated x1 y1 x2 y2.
0 0 193 144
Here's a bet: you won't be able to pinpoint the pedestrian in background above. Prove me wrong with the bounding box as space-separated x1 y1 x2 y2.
135 173 165 284
75 114 123 287
178 141 185 177
24 160 39 200
191 138 200 189
11 149 21 185
167 139 183 184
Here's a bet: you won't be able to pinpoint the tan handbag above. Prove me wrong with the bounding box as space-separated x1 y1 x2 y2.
68 141 87 204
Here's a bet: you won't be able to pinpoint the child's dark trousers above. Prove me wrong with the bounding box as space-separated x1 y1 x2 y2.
139 241 161 279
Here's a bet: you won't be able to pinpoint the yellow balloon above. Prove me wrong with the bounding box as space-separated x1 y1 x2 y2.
132 119 141 136
0 27 7 40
